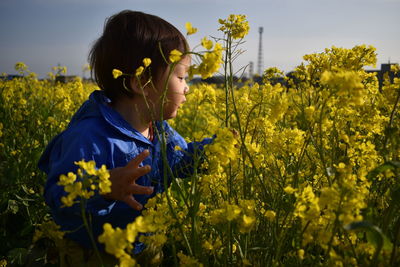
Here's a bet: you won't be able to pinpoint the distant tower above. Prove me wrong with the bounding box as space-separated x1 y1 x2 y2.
257 27 264 76
249 61 254 78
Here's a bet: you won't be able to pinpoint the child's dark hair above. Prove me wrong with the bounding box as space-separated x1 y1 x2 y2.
89 10 189 101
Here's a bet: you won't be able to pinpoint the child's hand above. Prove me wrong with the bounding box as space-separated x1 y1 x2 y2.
105 150 153 210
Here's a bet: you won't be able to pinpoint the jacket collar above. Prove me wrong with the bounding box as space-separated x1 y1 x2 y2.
91 90 154 146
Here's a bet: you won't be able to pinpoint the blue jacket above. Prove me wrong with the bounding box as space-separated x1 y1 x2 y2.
38 90 213 252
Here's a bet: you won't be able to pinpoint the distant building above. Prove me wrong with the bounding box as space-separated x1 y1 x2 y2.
0 74 23 80
55 75 79 83
189 75 243 87
366 63 399 89
189 76 226 86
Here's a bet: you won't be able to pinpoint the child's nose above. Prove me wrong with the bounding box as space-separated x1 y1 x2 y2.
184 85 190 95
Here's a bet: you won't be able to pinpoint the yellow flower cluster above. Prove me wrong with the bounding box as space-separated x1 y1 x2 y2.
57 160 111 207
112 69 123 79
32 218 65 244
205 127 238 167
167 44 398 265
112 57 152 79
142 57 152 67
99 43 399 263
2 17 399 265
177 251 204 266
0 64 98 265
208 200 256 234
218 14 250 39
0 63 95 241
98 223 137 267
263 67 285 81
169 49 183 63
185 22 198 35
14 62 28 73
201 37 213 50
190 43 224 79
320 70 365 105
98 192 174 266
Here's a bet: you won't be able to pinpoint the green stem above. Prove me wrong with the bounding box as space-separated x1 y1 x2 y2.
80 200 104 266
172 241 178 267
390 216 400 266
383 86 400 160
222 32 234 264
157 121 193 256
224 34 230 128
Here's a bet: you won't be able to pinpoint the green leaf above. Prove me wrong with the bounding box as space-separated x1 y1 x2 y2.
7 199 19 214
344 221 392 251
14 194 34 207
382 185 400 234
20 224 34 237
366 161 399 181
389 185 400 209
7 247 28 265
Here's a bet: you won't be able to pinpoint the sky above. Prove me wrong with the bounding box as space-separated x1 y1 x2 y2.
1 0 399 78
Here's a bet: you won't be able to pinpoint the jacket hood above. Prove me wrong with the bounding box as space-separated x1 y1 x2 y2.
67 90 105 126
70 90 152 143
38 90 153 174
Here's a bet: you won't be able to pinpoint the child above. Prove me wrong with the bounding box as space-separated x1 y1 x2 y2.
38 10 213 265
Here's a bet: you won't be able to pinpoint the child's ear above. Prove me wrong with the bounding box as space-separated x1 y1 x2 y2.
130 76 149 96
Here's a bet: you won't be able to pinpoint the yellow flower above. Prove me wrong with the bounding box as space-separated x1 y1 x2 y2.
298 249 305 260
320 70 365 105
185 22 198 35
177 252 203 266
143 58 152 67
284 186 296 194
264 210 276 221
218 14 250 39
201 37 213 50
112 69 123 79
390 63 399 73
60 195 75 207
304 106 315 120
15 62 28 72
58 172 77 186
33 219 65 243
190 43 223 79
97 165 111 194
75 160 97 176
169 49 182 63
226 204 241 221
57 160 112 206
202 240 213 250
294 186 320 221
98 224 127 258
240 215 256 232
135 66 144 76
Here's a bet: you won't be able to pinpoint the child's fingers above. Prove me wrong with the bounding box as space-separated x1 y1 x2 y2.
128 165 152 181
123 195 144 211
128 184 154 195
127 150 150 169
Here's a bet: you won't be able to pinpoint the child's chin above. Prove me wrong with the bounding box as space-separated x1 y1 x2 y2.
164 109 179 120
164 113 177 120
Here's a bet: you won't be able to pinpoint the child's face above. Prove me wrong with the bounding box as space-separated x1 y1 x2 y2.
154 55 191 120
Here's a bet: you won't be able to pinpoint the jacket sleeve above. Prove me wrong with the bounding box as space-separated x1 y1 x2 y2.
39 129 116 218
163 122 215 179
